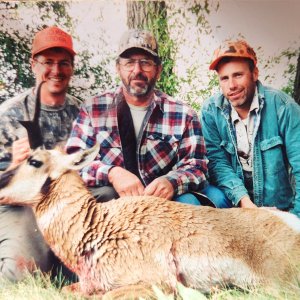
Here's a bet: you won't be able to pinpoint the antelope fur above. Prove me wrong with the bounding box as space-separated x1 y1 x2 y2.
0 145 300 295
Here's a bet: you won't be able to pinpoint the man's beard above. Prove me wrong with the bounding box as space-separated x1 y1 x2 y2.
124 73 156 97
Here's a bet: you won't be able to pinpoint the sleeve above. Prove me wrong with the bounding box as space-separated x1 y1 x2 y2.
164 110 209 195
200 103 248 205
278 98 300 217
65 104 114 187
0 112 23 171
0 126 12 171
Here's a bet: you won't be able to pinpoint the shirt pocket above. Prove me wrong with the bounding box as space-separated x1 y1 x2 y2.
96 131 122 164
220 140 238 169
220 140 235 155
260 136 285 174
142 133 180 174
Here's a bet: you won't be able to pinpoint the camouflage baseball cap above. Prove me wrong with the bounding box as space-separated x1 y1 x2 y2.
118 29 158 57
209 40 257 70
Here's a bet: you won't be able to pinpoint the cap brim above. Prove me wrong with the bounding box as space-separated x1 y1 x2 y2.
32 46 76 58
209 57 224 70
209 53 257 71
119 46 158 57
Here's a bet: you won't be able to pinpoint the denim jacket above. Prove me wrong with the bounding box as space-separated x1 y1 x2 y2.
201 81 300 217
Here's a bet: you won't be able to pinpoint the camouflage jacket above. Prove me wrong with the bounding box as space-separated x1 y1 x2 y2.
0 88 81 170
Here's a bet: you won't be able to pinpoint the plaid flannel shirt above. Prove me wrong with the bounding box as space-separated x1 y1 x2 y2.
66 86 208 195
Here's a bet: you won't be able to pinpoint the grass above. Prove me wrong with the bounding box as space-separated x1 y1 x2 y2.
0 271 86 300
0 271 300 300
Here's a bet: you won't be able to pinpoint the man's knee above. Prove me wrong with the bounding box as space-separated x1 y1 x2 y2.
174 193 201 205
202 185 232 208
0 206 53 281
89 186 119 203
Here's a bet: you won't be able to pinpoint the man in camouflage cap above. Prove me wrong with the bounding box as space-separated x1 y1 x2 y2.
66 29 228 207
201 40 300 217
0 26 80 281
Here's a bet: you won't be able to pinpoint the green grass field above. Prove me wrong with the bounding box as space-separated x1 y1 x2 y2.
0 271 300 300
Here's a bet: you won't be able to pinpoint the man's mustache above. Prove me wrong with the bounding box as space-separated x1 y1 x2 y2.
130 73 148 82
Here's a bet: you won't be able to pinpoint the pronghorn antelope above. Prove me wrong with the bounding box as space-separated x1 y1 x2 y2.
0 144 300 297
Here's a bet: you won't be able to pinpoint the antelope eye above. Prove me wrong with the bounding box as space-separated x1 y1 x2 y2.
28 159 43 168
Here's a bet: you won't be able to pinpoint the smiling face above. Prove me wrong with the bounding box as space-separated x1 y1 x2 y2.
217 57 258 115
31 48 74 98
116 50 162 106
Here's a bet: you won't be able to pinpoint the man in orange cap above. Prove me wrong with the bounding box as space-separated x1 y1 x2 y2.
0 26 80 281
201 40 300 216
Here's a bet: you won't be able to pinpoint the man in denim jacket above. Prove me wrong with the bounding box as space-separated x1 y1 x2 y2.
201 40 300 216
66 29 229 207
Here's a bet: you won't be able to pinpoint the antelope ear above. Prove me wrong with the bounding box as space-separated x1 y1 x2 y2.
67 144 100 170
18 81 45 149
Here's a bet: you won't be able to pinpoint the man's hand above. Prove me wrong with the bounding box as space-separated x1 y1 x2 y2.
108 166 144 197
144 177 174 200
10 137 31 168
239 195 257 208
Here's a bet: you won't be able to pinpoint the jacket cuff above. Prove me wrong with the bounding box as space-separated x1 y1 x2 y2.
226 186 249 206
165 176 180 195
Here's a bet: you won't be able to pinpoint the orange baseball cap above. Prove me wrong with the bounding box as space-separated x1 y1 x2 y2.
209 40 257 70
31 26 76 58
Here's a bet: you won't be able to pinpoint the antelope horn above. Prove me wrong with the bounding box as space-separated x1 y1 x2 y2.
19 81 44 149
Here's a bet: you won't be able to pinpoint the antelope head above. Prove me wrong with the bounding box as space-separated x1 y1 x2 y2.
0 144 100 207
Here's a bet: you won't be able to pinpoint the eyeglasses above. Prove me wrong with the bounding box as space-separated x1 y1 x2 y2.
34 59 73 70
118 59 157 72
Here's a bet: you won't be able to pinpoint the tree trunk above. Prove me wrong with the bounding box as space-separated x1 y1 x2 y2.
126 1 166 29
293 52 300 104
126 0 178 96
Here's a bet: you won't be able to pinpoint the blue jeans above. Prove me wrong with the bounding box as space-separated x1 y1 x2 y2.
90 184 232 208
175 184 232 208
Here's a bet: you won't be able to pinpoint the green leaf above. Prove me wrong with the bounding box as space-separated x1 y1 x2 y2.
177 282 207 300
151 285 174 300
